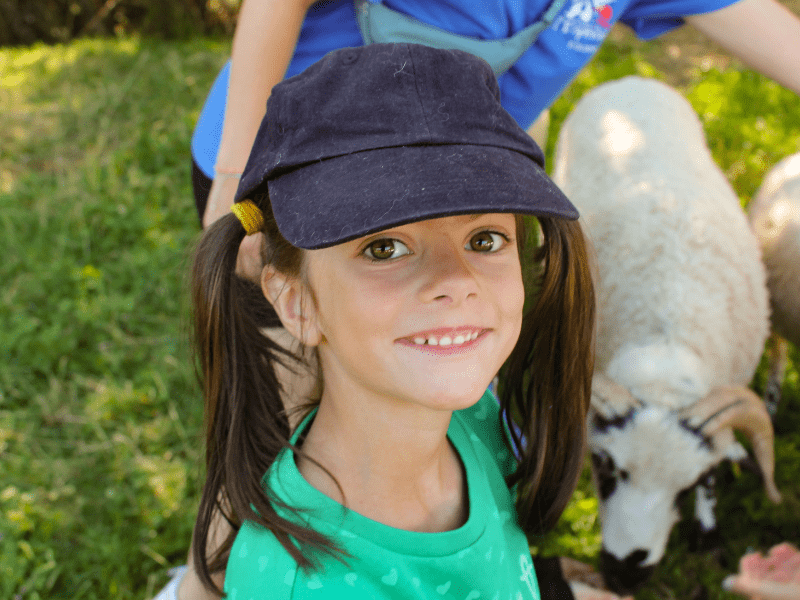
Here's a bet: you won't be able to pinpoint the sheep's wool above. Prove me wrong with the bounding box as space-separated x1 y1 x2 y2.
748 152 800 347
554 76 769 408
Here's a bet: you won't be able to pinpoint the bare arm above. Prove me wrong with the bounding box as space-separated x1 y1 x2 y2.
177 506 234 600
686 0 800 95
203 0 319 228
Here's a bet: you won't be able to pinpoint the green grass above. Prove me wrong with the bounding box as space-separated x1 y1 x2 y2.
1 34 798 600
1 37 227 599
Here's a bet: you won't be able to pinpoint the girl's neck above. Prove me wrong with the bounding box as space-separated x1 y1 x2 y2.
295 390 469 533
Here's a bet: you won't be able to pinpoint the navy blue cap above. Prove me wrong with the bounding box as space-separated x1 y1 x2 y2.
235 43 578 249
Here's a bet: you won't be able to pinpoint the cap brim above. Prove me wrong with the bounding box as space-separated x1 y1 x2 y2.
267 144 578 249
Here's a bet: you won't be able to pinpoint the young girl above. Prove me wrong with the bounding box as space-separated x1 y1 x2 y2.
189 43 597 599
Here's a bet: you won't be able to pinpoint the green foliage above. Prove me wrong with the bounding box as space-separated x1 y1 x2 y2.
2 34 799 600
1 37 228 599
531 458 603 562
687 69 800 204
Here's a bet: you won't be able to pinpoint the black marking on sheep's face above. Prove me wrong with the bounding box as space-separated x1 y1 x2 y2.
676 466 721 552
693 467 716 497
590 405 732 576
600 548 655 594
674 485 692 511
677 417 714 451
673 466 717 510
591 449 629 501
679 397 753 452
592 408 636 433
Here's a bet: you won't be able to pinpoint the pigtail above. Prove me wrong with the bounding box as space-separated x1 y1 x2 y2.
501 217 595 535
190 206 341 594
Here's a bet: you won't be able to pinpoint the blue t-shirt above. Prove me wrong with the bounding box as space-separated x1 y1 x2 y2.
192 0 737 177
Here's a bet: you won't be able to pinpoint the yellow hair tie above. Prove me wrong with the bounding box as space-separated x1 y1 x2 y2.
231 200 264 235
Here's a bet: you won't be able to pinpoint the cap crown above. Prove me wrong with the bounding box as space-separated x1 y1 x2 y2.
238 44 543 198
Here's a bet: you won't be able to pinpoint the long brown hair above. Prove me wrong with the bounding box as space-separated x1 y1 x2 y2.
191 194 346 594
501 217 595 533
190 197 594 593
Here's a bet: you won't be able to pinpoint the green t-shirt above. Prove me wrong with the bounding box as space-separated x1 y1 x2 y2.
225 390 539 600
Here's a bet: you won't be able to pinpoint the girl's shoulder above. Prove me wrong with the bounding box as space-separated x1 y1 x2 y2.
225 520 299 599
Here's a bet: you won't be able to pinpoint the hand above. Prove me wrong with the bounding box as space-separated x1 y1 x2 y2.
204 175 265 283
724 543 800 600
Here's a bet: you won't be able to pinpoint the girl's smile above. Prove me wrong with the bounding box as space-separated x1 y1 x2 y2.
397 326 488 348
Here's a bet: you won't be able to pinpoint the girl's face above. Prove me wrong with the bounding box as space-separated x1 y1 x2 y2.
298 213 524 412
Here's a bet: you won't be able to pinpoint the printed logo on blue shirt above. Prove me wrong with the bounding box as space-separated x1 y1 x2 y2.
552 0 616 54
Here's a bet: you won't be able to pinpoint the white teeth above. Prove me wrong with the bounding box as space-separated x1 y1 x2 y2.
409 331 482 346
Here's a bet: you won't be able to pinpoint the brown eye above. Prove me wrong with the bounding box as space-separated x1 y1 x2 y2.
363 239 410 261
467 231 506 252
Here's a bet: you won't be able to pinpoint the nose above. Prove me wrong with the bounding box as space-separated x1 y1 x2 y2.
600 548 655 594
418 241 479 305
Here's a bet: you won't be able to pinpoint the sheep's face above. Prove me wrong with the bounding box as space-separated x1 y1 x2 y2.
588 405 730 594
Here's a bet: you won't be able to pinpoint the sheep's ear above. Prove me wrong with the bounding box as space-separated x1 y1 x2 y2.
591 371 642 419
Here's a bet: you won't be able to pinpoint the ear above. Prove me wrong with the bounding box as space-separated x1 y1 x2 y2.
261 266 323 347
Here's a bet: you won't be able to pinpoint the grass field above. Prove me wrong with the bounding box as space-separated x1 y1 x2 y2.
1 23 799 600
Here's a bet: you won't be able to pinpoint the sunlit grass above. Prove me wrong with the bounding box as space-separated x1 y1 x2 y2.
1 36 228 600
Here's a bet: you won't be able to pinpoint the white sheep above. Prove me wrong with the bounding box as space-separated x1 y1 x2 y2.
552 76 780 594
748 152 800 412
749 152 800 348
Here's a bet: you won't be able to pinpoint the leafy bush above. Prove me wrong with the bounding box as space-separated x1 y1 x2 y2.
0 0 239 46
